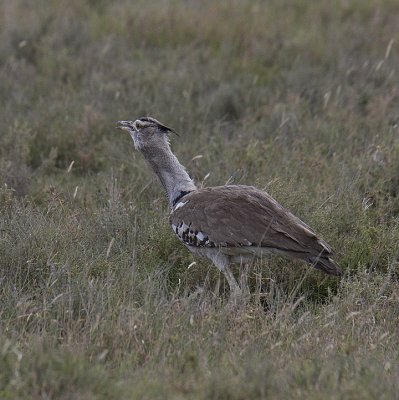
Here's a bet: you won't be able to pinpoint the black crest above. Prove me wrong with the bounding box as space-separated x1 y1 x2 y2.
138 117 176 134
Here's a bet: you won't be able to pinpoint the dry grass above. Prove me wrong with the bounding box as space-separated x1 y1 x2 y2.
1 0 399 398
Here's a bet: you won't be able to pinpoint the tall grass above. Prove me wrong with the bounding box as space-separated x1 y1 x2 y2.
1 0 399 398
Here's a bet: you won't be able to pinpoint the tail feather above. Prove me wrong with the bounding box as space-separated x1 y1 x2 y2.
310 255 342 276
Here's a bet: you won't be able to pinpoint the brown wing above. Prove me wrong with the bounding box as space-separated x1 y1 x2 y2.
170 185 341 275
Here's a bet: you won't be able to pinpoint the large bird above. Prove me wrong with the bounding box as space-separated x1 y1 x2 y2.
117 117 341 297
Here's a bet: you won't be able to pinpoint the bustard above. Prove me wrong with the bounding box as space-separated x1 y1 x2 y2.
117 117 341 296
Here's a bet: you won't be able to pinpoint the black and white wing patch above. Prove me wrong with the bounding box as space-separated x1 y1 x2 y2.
171 220 216 247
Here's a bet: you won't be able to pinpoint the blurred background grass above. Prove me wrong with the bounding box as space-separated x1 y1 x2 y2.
1 0 399 398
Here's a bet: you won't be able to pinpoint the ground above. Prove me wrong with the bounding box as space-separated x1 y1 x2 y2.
0 0 399 398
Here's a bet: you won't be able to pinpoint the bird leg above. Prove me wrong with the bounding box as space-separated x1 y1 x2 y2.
222 264 241 296
209 252 241 298
239 263 250 296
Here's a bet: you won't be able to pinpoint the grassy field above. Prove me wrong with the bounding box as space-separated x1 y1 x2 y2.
1 0 399 398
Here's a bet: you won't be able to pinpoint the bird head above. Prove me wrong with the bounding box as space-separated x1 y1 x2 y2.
117 117 176 151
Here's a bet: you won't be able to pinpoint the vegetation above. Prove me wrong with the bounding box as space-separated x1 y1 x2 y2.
1 0 399 398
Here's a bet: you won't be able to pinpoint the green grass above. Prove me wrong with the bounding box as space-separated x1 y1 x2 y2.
1 0 399 398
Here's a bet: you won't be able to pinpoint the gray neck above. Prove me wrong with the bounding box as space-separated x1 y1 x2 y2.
143 145 197 207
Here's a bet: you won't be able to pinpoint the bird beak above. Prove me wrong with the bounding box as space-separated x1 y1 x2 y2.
116 120 135 131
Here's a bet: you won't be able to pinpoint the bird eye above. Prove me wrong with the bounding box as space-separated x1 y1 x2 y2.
135 120 149 131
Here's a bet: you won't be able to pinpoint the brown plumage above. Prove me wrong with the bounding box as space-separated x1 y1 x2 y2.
117 116 341 297
170 185 340 276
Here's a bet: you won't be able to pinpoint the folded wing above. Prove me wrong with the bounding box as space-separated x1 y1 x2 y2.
170 185 341 276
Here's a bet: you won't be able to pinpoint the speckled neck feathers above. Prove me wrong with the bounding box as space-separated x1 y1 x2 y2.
141 143 197 207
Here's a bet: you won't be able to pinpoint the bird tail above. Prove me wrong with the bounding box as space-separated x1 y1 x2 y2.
310 255 342 276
